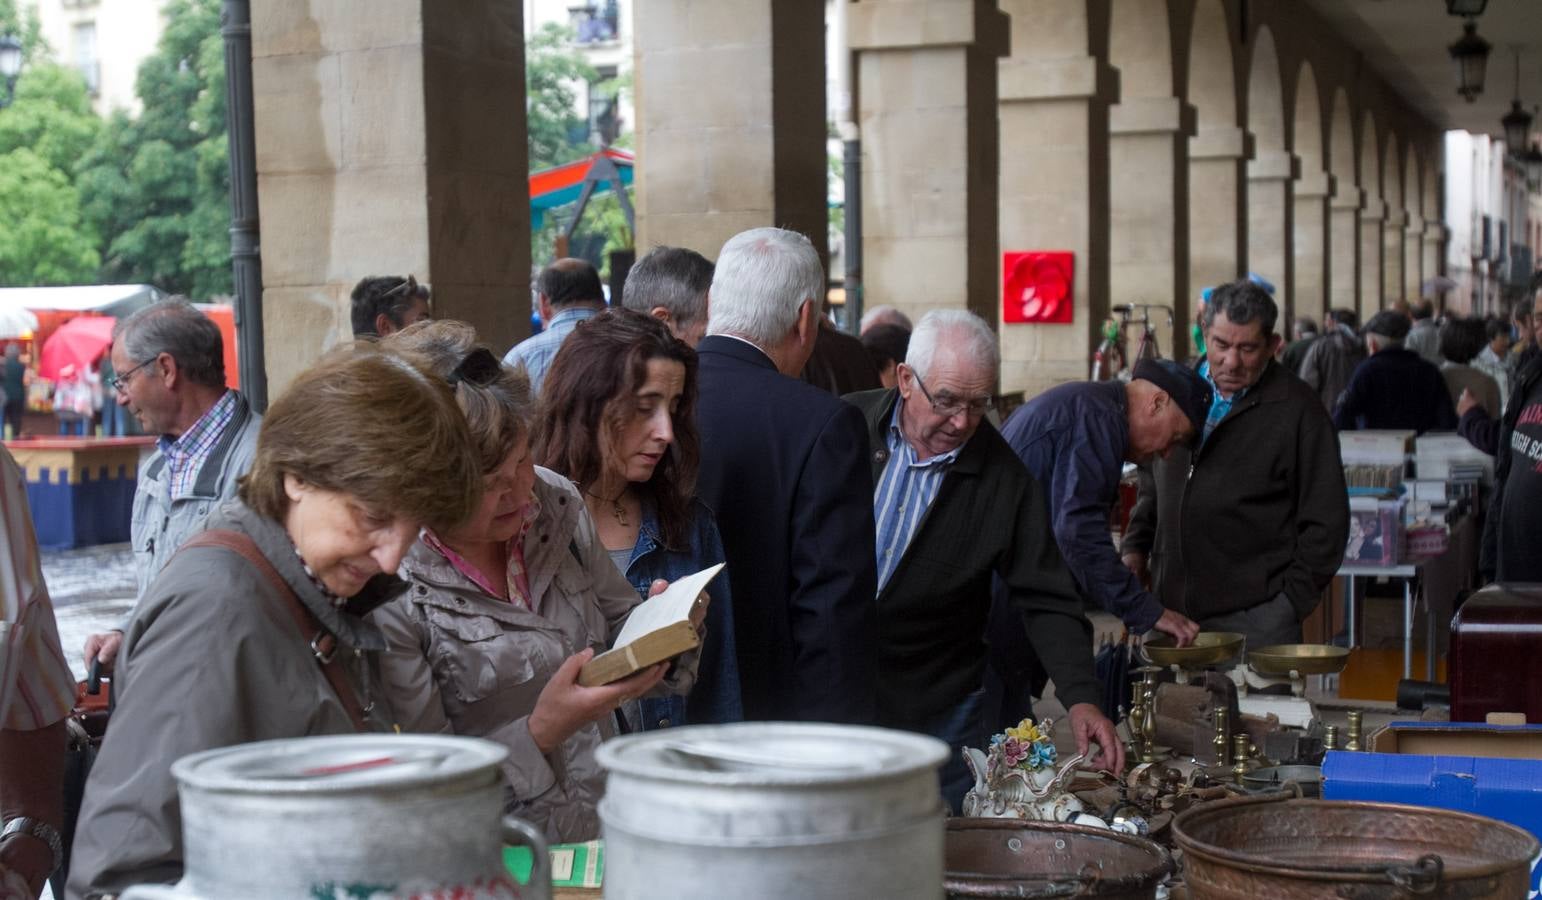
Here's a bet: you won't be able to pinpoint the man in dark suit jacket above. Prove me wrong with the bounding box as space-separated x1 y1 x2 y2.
694 227 878 724
845 310 1121 811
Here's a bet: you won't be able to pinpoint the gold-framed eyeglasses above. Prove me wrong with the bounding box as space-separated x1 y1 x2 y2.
912 371 992 418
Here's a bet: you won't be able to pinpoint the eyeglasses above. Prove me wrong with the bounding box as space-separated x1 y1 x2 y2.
447 348 502 387
109 357 158 394
912 370 992 419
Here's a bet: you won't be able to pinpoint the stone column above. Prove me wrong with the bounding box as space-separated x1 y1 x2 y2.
1292 169 1332 327
850 0 1007 328
632 0 827 266
995 0 1112 394
1404 215 1424 299
252 0 528 395
1189 126 1248 306
1359 198 1385 319
1382 207 1405 303
1109 97 1191 358
1247 148 1294 314
1328 185 1361 314
1423 221 1445 301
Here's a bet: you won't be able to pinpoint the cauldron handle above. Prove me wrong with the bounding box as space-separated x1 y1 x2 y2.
1386 854 1443 895
502 816 552 900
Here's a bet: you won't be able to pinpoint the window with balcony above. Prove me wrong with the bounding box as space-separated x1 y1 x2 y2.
72 21 99 95
569 1 620 45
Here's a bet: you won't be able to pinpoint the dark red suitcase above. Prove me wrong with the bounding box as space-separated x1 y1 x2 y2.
1449 583 1542 723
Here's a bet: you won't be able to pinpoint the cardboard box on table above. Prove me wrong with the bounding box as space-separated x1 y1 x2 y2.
1322 722 1542 894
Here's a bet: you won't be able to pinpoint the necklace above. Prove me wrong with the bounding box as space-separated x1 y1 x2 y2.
585 485 630 527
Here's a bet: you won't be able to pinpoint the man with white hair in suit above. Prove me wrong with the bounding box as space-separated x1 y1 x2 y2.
693 227 879 725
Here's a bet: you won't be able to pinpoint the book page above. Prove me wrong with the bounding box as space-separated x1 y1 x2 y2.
611 563 724 649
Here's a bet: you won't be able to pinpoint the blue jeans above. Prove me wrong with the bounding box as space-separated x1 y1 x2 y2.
915 687 988 814
101 401 127 437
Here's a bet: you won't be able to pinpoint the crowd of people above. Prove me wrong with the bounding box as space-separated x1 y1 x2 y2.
0 220 1538 898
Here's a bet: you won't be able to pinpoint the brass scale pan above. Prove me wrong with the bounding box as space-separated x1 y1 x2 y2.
1143 634 1349 676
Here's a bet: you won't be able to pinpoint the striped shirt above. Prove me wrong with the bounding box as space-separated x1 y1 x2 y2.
157 389 239 500
873 398 962 591
1198 360 1248 444
0 446 75 730
502 305 601 396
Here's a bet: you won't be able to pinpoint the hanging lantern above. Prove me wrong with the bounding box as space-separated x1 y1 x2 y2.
1444 0 1488 14
1500 51 1532 154
1502 101 1533 155
1524 143 1542 191
1449 20 1491 103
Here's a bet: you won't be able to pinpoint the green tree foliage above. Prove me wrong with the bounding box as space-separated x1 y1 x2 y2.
76 0 231 297
0 148 100 285
0 0 47 66
526 22 597 171
0 63 101 172
526 23 637 277
0 63 100 285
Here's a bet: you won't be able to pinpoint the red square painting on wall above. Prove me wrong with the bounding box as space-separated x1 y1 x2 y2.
1002 251 1074 324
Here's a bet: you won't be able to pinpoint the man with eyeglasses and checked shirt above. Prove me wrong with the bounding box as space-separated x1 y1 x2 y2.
844 310 1122 813
82 299 263 673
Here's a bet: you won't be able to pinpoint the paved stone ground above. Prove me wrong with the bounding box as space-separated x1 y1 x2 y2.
41 542 136 681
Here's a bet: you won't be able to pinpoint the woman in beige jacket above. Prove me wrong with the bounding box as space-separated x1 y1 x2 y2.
375 322 702 842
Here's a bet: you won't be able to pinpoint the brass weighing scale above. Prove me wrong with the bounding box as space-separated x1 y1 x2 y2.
1230 644 1350 729
1140 636 1349 729
1141 632 1244 681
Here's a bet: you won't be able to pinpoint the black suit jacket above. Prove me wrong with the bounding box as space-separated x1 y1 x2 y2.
694 335 878 723
846 389 1098 729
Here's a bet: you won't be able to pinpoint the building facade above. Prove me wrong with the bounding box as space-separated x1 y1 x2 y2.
27 0 165 115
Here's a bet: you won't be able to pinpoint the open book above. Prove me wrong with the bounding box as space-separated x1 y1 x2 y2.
578 563 725 687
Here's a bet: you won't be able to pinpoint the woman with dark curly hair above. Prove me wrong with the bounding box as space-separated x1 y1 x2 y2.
375 320 701 843
538 308 742 728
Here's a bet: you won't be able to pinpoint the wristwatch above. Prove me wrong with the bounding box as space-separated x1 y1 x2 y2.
1 816 63 875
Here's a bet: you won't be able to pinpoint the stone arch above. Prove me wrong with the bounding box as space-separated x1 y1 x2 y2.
1403 143 1424 298
1187 0 1236 126
1327 87 1358 313
1291 61 1329 325
1109 0 1173 98
1359 113 1380 202
1329 89 1356 191
1359 112 1383 316
1187 0 1244 330
1107 0 1186 356
1246 26 1290 313
997 0 1106 392
1422 156 1441 301
1293 62 1325 174
1382 131 1404 302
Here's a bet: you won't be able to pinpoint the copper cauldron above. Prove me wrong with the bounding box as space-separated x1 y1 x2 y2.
945 819 1173 899
1173 794 1538 898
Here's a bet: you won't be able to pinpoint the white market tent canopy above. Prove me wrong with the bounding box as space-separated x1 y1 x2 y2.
0 284 166 319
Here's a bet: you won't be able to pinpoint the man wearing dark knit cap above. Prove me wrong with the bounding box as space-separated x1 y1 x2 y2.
1333 309 1458 434
1000 359 1213 646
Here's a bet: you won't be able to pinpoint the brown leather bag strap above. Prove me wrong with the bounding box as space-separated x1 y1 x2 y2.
180 530 369 732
